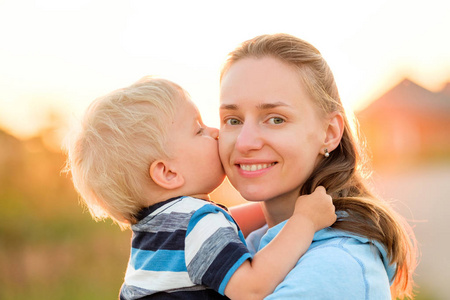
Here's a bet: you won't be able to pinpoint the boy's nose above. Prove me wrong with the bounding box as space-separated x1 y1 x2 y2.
208 127 219 140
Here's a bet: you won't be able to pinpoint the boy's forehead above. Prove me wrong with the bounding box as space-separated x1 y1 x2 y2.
170 97 200 119
180 96 201 114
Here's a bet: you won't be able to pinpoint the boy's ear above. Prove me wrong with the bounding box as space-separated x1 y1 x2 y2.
149 160 185 190
323 112 344 152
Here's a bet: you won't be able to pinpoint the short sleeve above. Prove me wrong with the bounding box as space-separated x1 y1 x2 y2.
185 204 252 295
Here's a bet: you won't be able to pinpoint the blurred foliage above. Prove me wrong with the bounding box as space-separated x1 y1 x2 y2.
0 129 130 299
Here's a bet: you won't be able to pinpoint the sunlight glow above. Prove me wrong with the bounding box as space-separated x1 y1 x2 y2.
0 0 449 140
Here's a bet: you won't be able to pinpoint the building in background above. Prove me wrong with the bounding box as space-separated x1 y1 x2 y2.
357 78 450 168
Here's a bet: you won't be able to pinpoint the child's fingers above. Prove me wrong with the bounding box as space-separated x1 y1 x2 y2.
314 185 327 194
313 186 332 204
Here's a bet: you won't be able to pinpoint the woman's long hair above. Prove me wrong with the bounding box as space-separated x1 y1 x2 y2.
220 33 417 299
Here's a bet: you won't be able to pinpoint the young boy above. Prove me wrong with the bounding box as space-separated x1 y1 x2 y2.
63 76 336 300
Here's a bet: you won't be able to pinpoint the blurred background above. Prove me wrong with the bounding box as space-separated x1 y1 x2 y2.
1 0 449 299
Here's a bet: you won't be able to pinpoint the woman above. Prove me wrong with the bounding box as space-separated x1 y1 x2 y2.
218 33 417 299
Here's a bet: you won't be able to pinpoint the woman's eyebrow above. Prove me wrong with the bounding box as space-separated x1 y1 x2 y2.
220 104 238 110
257 101 290 110
220 101 290 111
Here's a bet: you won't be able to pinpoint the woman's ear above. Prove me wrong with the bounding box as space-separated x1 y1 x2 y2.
323 112 344 152
149 160 185 190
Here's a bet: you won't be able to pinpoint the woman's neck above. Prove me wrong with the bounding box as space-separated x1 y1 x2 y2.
261 193 297 227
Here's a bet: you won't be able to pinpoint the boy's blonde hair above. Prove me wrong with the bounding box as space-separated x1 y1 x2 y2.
63 77 187 228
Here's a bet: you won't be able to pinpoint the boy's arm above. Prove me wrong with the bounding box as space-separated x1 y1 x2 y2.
228 202 266 237
224 186 336 300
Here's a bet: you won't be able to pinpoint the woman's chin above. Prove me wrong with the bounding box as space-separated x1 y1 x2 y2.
238 189 270 203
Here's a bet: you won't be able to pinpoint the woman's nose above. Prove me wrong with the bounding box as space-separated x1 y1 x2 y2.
235 122 263 153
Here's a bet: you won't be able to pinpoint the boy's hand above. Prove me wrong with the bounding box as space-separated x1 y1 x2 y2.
293 186 336 232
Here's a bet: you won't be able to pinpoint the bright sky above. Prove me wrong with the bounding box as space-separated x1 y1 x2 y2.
1 0 449 140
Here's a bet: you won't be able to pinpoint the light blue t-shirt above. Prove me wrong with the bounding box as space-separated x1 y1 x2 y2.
247 221 396 300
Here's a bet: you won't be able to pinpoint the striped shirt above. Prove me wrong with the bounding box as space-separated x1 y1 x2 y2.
119 196 252 299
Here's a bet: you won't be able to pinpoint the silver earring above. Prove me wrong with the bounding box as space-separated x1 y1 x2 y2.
324 148 330 158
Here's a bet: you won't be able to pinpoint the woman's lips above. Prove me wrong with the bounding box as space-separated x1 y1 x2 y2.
235 162 277 177
238 162 276 171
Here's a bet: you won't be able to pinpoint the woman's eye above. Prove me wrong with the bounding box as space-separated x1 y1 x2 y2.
268 117 285 125
225 118 242 125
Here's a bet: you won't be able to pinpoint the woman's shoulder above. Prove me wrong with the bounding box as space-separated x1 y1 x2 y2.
306 228 395 286
247 223 395 282
307 230 384 268
311 228 389 258
310 228 391 269
311 227 372 249
264 229 393 299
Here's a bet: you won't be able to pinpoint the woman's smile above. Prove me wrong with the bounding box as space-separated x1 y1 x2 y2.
236 161 277 178
238 162 276 172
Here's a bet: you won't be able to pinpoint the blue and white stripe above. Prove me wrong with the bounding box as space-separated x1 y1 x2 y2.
120 196 251 299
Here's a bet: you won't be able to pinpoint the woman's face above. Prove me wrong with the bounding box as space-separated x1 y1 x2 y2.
219 56 327 203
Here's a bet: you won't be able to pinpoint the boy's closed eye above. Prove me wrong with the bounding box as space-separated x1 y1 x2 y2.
197 127 205 135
